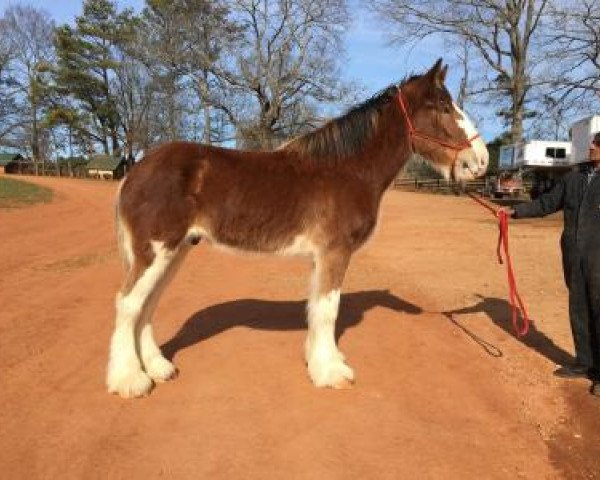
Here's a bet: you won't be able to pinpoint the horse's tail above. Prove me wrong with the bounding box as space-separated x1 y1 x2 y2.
115 180 133 272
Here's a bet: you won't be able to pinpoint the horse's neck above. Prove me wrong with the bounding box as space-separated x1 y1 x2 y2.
283 106 411 197
352 122 411 197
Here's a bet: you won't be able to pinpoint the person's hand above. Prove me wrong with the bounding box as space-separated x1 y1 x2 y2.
496 207 515 218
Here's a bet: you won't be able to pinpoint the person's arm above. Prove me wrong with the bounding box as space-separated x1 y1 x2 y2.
505 178 566 219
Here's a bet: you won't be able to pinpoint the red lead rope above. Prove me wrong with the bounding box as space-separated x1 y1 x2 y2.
467 192 530 337
396 88 529 336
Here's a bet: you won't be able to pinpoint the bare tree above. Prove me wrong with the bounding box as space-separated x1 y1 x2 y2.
141 0 354 149
113 52 155 158
529 94 576 140
177 0 242 144
546 0 600 104
371 0 549 142
140 0 197 143
0 18 25 147
455 39 472 109
1 0 352 157
0 20 10 77
212 0 351 149
2 5 55 171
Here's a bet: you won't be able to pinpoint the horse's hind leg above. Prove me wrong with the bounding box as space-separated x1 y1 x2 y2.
305 248 354 388
136 244 190 383
107 242 181 398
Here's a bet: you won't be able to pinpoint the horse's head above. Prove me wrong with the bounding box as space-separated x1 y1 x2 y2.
399 59 489 182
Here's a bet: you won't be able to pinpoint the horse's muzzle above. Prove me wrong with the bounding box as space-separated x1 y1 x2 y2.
453 140 489 181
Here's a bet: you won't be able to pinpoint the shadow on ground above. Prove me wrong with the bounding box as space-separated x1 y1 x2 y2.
162 289 422 361
446 295 600 478
444 294 574 366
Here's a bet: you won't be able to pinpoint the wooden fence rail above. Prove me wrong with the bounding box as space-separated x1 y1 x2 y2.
393 177 487 194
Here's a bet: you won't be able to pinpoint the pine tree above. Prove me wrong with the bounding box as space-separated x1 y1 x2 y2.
53 0 137 155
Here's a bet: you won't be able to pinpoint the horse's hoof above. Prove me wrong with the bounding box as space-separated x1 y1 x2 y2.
107 370 154 399
332 376 354 390
308 357 355 389
145 356 178 383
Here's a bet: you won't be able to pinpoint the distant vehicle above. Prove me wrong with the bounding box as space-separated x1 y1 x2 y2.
498 140 572 170
497 116 600 199
491 171 524 198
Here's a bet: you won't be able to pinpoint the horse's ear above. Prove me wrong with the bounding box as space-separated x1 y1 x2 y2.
440 65 448 84
426 58 443 76
425 58 445 88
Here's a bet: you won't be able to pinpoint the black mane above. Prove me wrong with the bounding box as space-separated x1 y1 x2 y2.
281 80 413 160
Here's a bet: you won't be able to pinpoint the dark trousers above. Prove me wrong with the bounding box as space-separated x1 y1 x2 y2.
566 250 600 379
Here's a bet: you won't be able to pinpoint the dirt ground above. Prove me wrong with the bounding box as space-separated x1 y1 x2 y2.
1 175 599 479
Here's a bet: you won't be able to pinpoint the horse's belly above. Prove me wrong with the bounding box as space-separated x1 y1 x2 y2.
188 221 315 258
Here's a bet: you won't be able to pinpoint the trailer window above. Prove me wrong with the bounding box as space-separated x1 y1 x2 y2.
545 147 567 159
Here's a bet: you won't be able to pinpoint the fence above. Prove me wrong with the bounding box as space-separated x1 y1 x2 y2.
7 165 90 178
393 177 487 194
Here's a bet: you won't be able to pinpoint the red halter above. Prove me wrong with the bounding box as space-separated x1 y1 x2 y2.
396 89 480 156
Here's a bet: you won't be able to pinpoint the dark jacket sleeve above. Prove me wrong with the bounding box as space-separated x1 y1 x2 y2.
513 179 565 218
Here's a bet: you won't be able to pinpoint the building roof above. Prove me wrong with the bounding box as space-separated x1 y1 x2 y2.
0 153 22 166
58 156 88 166
86 155 122 171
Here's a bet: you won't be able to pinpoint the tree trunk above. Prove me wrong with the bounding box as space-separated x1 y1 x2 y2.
99 120 110 154
203 105 212 145
198 72 212 145
258 123 274 150
511 63 526 143
68 125 73 177
511 100 524 143
166 82 178 141
456 41 470 109
125 127 133 159
31 97 39 176
111 128 120 157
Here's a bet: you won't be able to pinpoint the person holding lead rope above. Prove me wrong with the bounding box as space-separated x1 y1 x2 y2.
499 132 600 397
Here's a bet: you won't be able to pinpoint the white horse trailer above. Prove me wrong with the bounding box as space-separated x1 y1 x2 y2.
498 141 572 170
495 117 600 199
571 115 600 164
497 141 572 199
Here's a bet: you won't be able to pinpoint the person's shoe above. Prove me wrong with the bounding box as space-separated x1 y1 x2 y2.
553 364 590 378
590 382 600 396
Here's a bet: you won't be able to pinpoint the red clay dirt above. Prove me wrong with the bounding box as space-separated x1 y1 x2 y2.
1 175 599 479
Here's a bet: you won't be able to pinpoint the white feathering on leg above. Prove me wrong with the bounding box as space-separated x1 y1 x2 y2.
305 288 354 388
106 242 177 398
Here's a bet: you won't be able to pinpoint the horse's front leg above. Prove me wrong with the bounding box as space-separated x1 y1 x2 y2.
107 242 179 398
305 248 354 389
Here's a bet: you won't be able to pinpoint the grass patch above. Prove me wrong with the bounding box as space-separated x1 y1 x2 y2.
0 177 53 208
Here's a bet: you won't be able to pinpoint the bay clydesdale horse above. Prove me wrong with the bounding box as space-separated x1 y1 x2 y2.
107 59 489 398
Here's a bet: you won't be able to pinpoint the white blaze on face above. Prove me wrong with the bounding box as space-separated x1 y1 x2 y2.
453 103 478 138
452 103 489 176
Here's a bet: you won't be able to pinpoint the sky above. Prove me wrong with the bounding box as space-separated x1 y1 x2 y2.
0 0 498 141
